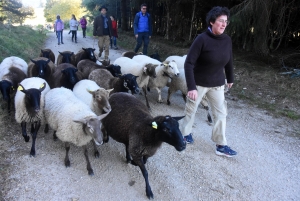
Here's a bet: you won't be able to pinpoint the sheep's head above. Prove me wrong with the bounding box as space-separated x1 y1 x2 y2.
30 58 51 78
108 64 122 77
162 60 180 77
40 49 51 59
0 80 12 101
120 74 140 94
87 88 113 113
144 64 158 78
18 82 46 116
153 115 186 151
82 48 96 62
73 111 111 145
59 51 74 64
61 67 79 88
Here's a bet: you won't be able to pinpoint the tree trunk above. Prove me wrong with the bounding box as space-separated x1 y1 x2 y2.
121 0 128 31
165 2 170 40
189 0 196 41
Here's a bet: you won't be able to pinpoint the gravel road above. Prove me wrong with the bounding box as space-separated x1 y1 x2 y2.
1 31 299 201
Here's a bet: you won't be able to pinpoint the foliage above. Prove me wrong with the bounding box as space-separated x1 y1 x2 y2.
44 0 86 23
0 24 47 62
0 0 34 24
4 6 34 25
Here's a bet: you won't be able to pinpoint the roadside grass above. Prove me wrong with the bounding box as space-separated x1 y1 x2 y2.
0 24 47 61
116 30 300 120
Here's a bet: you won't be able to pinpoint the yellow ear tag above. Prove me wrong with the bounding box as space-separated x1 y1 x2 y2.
152 122 158 129
17 86 23 91
40 83 45 88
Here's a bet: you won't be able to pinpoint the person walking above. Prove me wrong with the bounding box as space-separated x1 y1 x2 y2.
179 6 237 157
133 3 152 55
69 14 79 43
80 16 87 38
93 6 112 60
54 15 64 45
110 15 118 49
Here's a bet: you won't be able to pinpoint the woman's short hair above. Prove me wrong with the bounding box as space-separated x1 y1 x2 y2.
206 6 230 27
141 3 147 8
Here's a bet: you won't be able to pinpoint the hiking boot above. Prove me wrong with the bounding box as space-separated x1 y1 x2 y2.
104 56 109 60
114 45 118 50
216 145 237 157
98 52 102 57
58 43 60 45
183 133 194 144
61 42 64 44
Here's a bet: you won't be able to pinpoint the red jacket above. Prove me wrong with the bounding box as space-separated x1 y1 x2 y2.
111 21 118 38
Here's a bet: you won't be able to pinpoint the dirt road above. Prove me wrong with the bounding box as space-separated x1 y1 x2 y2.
1 31 300 201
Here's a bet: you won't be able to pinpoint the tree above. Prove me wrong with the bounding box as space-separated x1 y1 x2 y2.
0 0 22 22
44 0 57 22
6 6 34 25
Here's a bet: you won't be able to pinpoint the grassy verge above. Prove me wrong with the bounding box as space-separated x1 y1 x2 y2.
117 30 300 120
0 24 47 61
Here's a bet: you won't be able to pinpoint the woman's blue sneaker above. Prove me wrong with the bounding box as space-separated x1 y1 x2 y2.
216 145 237 157
183 133 194 144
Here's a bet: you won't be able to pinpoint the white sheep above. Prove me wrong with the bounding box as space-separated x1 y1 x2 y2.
44 87 110 175
0 56 28 112
15 77 50 156
113 57 157 89
165 55 186 68
132 55 180 108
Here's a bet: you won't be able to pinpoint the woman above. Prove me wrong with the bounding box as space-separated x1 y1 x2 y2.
180 6 237 157
80 16 87 38
69 14 79 43
110 15 118 49
54 15 64 45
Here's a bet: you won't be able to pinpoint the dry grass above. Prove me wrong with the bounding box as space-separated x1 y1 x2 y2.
118 31 300 119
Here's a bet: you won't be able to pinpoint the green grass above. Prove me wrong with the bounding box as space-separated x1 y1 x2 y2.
0 24 47 62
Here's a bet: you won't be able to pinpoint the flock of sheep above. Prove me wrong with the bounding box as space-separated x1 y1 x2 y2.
0 48 209 199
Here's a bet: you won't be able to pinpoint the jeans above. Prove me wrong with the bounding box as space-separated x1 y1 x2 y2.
71 30 77 41
82 28 86 37
57 31 63 43
134 32 150 55
110 37 117 47
179 85 228 145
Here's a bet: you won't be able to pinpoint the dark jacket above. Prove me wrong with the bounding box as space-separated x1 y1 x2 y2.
93 15 113 36
133 11 152 36
184 29 234 91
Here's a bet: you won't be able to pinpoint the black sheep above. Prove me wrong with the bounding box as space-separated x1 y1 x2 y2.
75 48 97 66
101 92 186 199
56 51 76 66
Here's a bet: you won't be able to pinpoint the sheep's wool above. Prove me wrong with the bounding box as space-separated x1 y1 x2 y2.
0 56 28 79
15 77 50 124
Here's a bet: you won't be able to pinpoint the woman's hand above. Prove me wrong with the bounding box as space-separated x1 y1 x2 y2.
227 83 233 89
187 90 198 101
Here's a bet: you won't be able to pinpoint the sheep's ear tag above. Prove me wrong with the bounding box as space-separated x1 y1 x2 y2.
143 67 147 72
17 86 24 91
152 121 158 129
40 83 45 89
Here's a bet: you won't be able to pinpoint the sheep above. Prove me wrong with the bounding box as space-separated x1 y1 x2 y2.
56 51 76 66
75 48 96 66
0 56 28 113
150 52 161 61
27 57 55 85
113 57 157 88
132 55 180 108
101 92 186 199
165 55 186 68
77 59 121 79
44 87 110 175
89 69 140 94
122 51 143 59
14 77 50 157
49 63 83 90
166 68 213 123
39 49 55 63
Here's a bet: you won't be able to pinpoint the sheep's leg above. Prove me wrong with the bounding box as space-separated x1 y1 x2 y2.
135 159 154 199
155 87 163 103
91 140 100 158
143 156 148 164
53 131 58 141
101 125 109 143
44 124 49 133
21 122 30 142
30 121 40 157
125 144 132 163
83 145 94 176
142 86 151 109
182 93 187 102
7 98 11 114
64 142 70 167
167 88 172 105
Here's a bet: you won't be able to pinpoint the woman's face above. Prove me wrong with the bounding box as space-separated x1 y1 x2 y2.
110 16 114 21
210 15 228 35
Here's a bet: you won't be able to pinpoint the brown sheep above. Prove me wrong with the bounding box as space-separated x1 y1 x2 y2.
122 51 143 59
88 69 139 94
56 51 76 66
39 49 55 63
74 48 96 66
49 63 83 90
101 92 186 199
77 59 122 79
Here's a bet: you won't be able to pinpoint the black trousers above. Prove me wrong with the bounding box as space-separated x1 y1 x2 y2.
71 30 77 41
82 28 86 37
